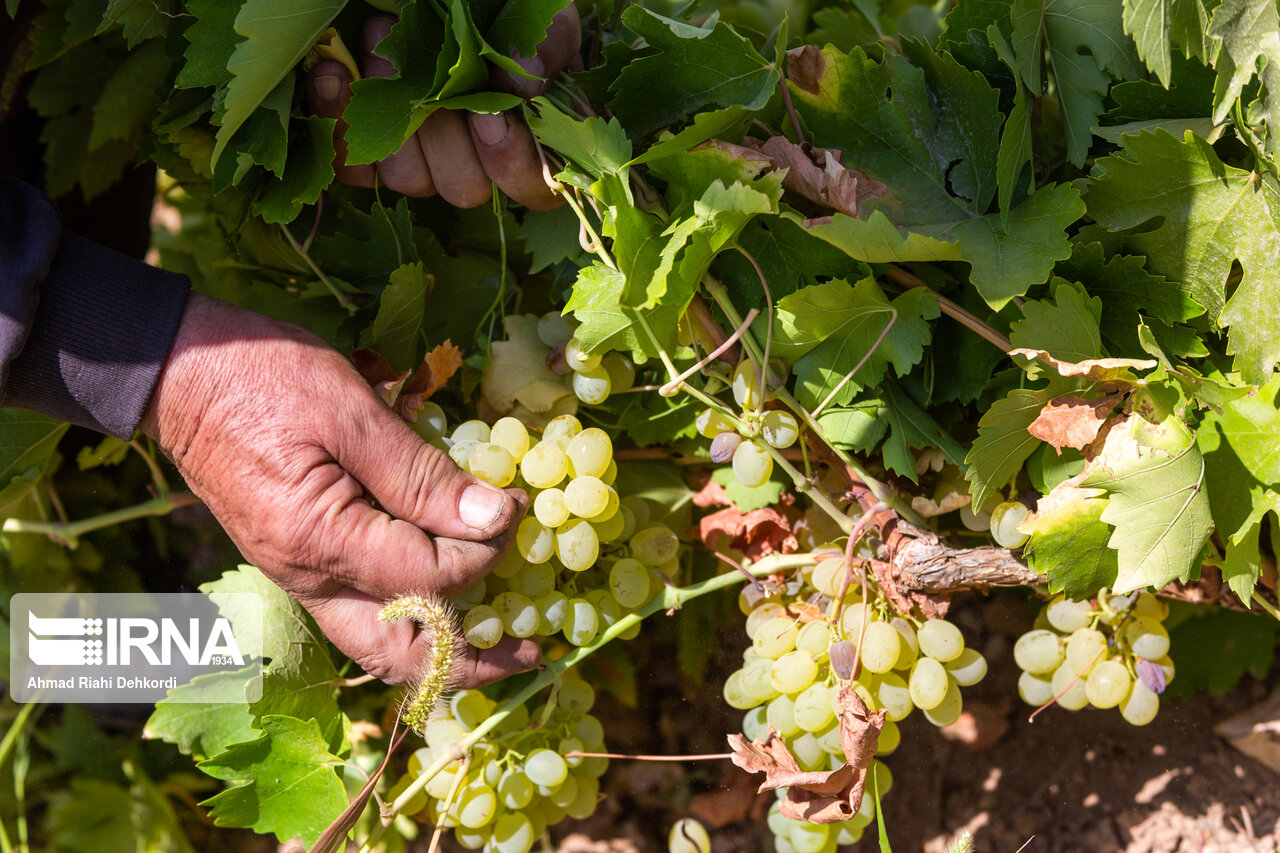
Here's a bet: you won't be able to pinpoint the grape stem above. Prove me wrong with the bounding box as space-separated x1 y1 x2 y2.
357 552 815 852
659 308 759 397
562 751 732 761
426 753 471 853
2 492 202 549
882 266 1012 354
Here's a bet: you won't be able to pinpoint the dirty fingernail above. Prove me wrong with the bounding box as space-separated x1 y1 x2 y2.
311 75 342 103
471 112 510 146
460 483 508 529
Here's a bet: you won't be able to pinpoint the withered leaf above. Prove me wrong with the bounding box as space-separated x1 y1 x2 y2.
741 136 887 217
1028 393 1123 455
1010 348 1157 383
396 341 463 421
352 348 409 407
697 505 799 560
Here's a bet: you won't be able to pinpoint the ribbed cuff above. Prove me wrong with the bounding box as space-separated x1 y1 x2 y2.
3 232 192 439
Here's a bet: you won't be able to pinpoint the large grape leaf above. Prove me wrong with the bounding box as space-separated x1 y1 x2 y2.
144 670 259 761
1083 130 1280 384
1010 0 1144 166
786 43 1082 307
1122 0 1213 87
564 263 691 362
99 0 176 47
1166 608 1277 697
608 7 778 139
526 99 632 177
1206 0 1280 149
1021 484 1119 598
964 385 1056 509
1219 377 1280 486
213 0 345 169
199 716 347 847
1224 489 1280 604
366 262 429 369
1008 280 1102 364
1079 413 1212 593
0 411 68 513
176 0 243 90
252 115 337 224
771 278 940 410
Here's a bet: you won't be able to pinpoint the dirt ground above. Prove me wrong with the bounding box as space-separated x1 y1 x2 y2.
543 590 1280 853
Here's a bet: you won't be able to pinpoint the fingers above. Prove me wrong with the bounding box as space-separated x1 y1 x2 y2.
491 4 582 97
359 16 437 197
416 109 494 208
303 588 541 687
468 113 562 211
307 60 377 188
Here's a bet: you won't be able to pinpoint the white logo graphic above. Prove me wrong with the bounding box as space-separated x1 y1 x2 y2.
28 614 104 665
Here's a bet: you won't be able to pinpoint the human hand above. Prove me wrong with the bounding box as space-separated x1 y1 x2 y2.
141 293 541 687
307 5 581 209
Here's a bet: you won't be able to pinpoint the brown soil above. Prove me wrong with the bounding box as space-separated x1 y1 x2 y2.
540 590 1280 853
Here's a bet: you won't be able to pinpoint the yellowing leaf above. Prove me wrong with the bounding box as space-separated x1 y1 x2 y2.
481 315 577 416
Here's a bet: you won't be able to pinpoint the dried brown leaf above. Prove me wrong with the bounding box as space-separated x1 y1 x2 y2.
352 348 410 407
396 340 463 421
697 506 799 560
691 476 734 509
786 45 825 94
741 136 887 217
1009 348 1157 383
1027 394 1122 454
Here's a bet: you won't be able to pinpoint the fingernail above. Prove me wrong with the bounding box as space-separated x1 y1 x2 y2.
460 484 507 529
312 75 342 103
472 112 509 146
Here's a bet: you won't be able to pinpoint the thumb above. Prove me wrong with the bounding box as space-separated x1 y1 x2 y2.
330 392 525 540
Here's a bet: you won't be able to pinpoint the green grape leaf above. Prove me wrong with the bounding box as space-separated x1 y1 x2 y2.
772 278 940 410
1022 484 1119 598
48 774 194 853
997 86 1032 216
144 670 259 760
311 196 418 290
341 2 448 165
608 6 778 138
786 44 1083 306
1224 489 1280 603
177 0 243 89
964 386 1057 509
711 465 787 512
213 0 344 169
711 215 870 307
485 0 565 58
1219 377 1280 485
526 99 632 177
881 380 968 482
1166 608 1277 697
565 262 693 363
213 74 293 189
75 435 129 471
1008 280 1102 364
615 393 698 447
627 107 754 167
0 411 68 513
89 38 171 150
1010 0 1144 166
817 402 889 454
252 115 337 224
1079 413 1212 593
809 5 881 51
518 205 585 273
642 136 777 213
1122 0 1214 87
99 0 176 46
367 262 428 369
1206 0 1280 143
1054 242 1203 356
1083 130 1280 384
199 715 347 847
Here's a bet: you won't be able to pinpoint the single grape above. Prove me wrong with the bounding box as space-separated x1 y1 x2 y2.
1134 592 1170 621
788 820 832 853
584 588 623 630
860 622 903 674
564 338 601 373
565 475 610 518
876 717 901 755
457 783 497 828
742 705 769 741
1124 616 1170 660
498 768 534 810
542 414 583 449
770 650 819 695
548 773 579 807
761 410 799 448
489 417 530 460
1120 678 1160 725
451 419 491 444
809 557 846 597
1017 670 1055 706
412 401 449 444
744 601 787 640
959 502 991 532
908 658 949 710
917 619 965 663
793 683 836 732
520 441 569 489
795 620 832 661
732 439 773 488
1046 597 1093 633
874 672 914 721
740 658 780 704
451 689 495 730
449 439 480 468
630 524 680 566
516 517 556 564
563 597 600 645
602 352 635 393
709 431 743 464
753 617 799 659
1085 659 1132 709
922 677 963 727
537 311 576 348
592 508 627 544
1013 629 1064 675
1065 627 1108 675
1050 661 1089 710
989 500 1031 548
766 694 801 737
524 749 568 788
571 366 612 404
491 812 536 853
668 818 712 853
494 591 539 638
555 518 600 571
841 603 877 638
609 558 652 608
722 670 757 710
449 578 486 611
565 428 612 478
535 591 570 634
890 618 920 669
508 561 555 599
945 648 988 686
533 488 570 529
463 605 503 649
790 732 826 771
732 360 762 409
566 774 601 819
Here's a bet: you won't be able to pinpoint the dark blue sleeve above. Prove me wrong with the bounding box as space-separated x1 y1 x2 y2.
0 177 191 438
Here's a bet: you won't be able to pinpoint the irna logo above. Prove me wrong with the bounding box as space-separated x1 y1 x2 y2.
27 611 245 667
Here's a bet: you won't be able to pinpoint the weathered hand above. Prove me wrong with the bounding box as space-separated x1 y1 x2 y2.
307 5 581 209
141 293 541 687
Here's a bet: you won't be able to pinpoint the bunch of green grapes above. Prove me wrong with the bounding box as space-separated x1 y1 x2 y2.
695 360 800 489
722 552 988 852
446 413 680 650
384 676 608 853
533 311 637 406
1013 591 1174 725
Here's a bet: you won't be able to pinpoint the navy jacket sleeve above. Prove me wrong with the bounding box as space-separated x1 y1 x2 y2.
0 177 191 438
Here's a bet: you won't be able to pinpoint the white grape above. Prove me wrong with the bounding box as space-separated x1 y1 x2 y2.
516 517 556 564
630 524 679 566
564 337 601 372
520 441 568 488
565 428 612 478
463 605 503 649
1065 627 1108 675
1017 670 1055 706
990 501 1031 548
533 488 570 528
609 558 652 608
1085 659 1131 709
753 617 799 659
1121 679 1160 725
494 591 538 638
1013 629 1063 675
945 648 988 686
874 672 914 721
467 442 516 487
491 812 536 853
732 360 762 409
668 818 711 853
602 352 635 393
793 683 835 732
1050 661 1089 710
563 598 599 645
555 518 599 571
695 407 736 438
1046 597 1093 633
537 311 576 347
766 694 801 737
917 619 965 663
908 658 949 710
732 439 773 488
761 410 799 448
571 366 612 404
1124 617 1170 660
489 417 530 460
770 650 819 695
922 677 963 728
564 475 610 518
542 414 583 449
523 749 568 787
860 622 902 673
451 419 491 444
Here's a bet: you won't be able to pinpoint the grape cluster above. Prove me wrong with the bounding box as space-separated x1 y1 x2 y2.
446 413 679 650
723 552 988 851
385 677 608 853
535 312 637 407
1013 591 1174 725
696 361 800 489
